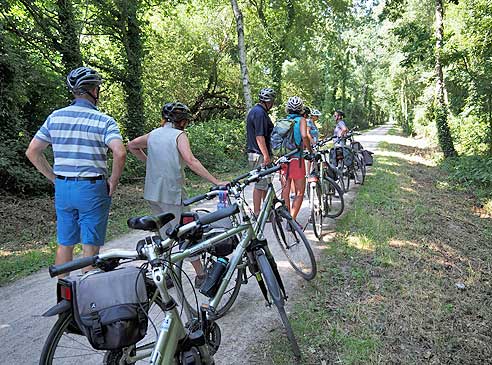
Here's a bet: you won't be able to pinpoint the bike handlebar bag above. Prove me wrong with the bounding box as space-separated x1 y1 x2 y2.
70 266 149 350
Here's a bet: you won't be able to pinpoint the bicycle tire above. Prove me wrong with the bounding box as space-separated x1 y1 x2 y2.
256 252 301 359
353 155 364 185
310 182 323 240
321 175 345 218
176 251 244 319
39 294 166 365
337 160 350 193
358 152 367 181
270 208 317 281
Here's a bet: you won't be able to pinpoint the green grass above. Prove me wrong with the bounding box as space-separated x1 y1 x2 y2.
258 129 492 364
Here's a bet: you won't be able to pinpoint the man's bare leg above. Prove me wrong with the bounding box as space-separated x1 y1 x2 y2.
81 244 100 273
253 188 267 216
55 245 75 278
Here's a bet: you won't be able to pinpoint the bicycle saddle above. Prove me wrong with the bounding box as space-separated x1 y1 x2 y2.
127 212 175 231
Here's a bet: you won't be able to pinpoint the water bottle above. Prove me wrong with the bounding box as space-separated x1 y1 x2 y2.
199 257 229 298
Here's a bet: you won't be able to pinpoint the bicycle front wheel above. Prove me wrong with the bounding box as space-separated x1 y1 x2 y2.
39 294 166 365
353 155 364 185
271 208 317 281
310 182 323 240
256 252 301 359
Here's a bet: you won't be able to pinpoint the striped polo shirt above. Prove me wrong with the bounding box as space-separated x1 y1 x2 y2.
35 99 122 177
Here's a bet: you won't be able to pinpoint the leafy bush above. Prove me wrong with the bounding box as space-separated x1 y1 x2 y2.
118 118 247 183
0 139 52 195
443 155 492 187
186 118 247 173
442 155 492 207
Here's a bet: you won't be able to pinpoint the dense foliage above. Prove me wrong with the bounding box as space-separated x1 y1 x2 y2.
0 0 490 199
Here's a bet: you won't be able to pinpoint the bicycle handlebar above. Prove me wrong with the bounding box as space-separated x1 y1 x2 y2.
183 193 209 206
198 203 239 225
49 255 98 278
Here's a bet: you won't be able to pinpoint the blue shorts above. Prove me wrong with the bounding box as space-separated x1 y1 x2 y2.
55 178 111 246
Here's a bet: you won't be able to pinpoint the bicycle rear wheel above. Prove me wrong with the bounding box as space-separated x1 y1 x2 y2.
310 182 323 240
256 252 301 359
39 293 166 365
271 208 317 281
337 160 350 193
176 251 243 319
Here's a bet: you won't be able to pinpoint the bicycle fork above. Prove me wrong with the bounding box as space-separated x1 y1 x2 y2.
246 239 288 306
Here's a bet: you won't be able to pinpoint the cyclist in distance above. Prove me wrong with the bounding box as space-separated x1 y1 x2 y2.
246 87 276 216
308 108 321 146
306 107 321 174
25 66 127 276
333 109 348 140
128 101 227 287
281 96 313 225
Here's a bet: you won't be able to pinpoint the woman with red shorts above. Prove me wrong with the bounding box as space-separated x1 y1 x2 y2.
281 96 313 224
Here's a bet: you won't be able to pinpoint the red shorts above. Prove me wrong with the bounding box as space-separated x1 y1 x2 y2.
281 158 306 180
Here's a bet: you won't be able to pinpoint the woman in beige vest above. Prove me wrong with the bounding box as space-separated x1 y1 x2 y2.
128 102 226 287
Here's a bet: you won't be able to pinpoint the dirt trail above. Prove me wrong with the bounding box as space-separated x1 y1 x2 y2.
0 125 390 364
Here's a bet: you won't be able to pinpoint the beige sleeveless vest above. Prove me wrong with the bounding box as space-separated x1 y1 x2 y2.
144 124 185 205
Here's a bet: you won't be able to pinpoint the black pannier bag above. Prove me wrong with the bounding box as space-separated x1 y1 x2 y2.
351 141 364 152
180 212 238 257
362 150 374 166
329 146 354 167
323 161 338 180
69 266 149 350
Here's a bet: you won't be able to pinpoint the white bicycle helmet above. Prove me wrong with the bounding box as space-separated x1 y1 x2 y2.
311 109 321 116
66 67 102 95
258 88 276 102
286 96 304 113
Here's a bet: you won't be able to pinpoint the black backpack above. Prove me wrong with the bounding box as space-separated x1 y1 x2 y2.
67 266 149 350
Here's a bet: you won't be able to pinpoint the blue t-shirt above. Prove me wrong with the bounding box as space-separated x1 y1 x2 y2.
246 104 273 154
307 119 319 144
35 99 122 177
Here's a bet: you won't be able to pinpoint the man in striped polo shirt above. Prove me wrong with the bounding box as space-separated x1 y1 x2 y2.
26 66 126 275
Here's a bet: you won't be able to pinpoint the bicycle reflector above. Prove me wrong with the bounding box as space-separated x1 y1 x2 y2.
57 281 72 301
180 212 200 225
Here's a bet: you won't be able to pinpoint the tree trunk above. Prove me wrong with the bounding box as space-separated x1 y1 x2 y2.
119 0 145 140
230 0 252 112
434 0 457 157
271 45 284 102
56 0 83 74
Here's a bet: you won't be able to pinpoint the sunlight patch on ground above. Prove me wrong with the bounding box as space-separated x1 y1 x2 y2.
377 149 435 166
400 186 416 193
0 250 12 257
388 239 419 249
347 234 375 251
360 134 429 149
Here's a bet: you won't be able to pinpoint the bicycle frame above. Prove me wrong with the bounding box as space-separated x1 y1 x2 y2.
174 185 281 313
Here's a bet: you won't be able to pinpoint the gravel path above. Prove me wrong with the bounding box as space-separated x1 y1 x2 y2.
0 124 390 364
